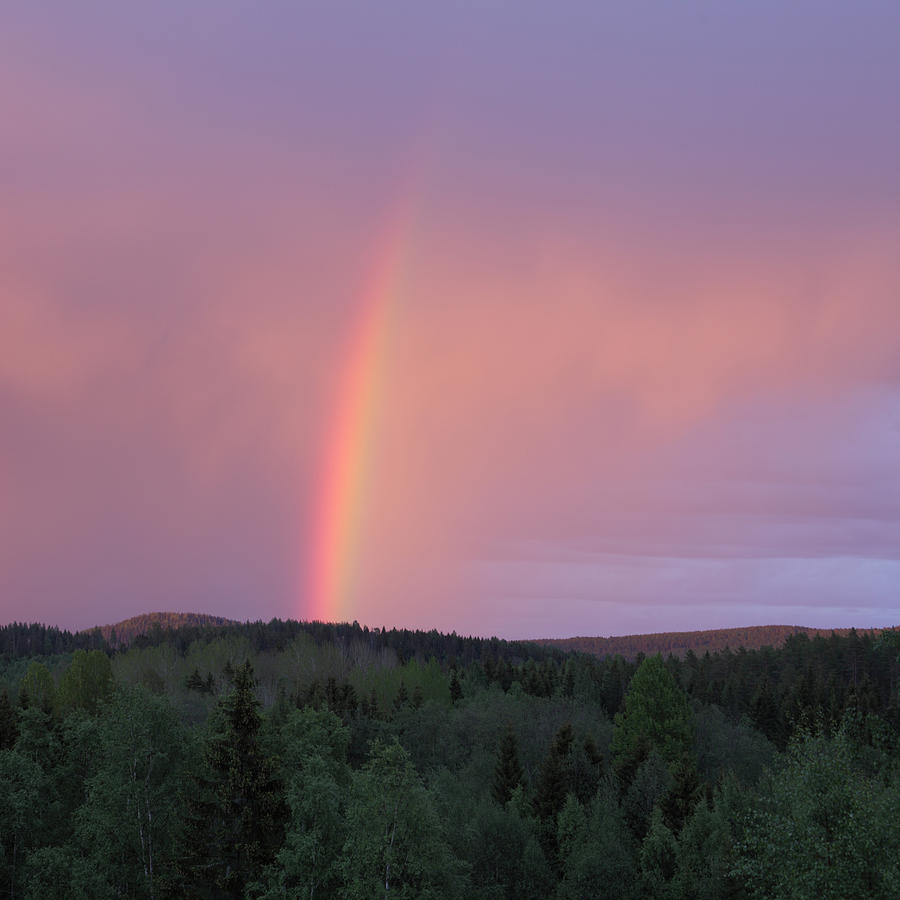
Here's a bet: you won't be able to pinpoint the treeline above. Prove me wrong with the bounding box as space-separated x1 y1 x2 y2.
539 624 888 659
0 622 108 658
3 615 565 667
0 623 897 897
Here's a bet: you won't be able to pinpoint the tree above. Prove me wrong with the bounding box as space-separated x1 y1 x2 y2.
182 660 286 898
449 670 462 704
20 661 55 714
0 750 44 898
492 727 524 805
734 727 900 898
533 723 575 822
57 650 113 715
73 685 192 899
260 755 346 900
465 799 554 899
559 785 638 900
639 807 677 898
612 655 693 781
0 688 18 750
340 738 465 898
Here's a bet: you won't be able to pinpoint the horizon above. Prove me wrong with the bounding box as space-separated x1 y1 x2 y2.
2 610 893 647
2 4 900 637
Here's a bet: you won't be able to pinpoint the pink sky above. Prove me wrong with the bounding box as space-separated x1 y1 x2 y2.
1 3 899 637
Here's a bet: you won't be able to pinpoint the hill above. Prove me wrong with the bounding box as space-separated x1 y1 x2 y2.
536 624 889 659
85 611 239 647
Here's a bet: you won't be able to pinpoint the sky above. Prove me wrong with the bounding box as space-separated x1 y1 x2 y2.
2 2 900 638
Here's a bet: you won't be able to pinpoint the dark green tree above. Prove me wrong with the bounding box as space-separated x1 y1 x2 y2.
449 670 463 704
612 655 693 781
533 724 574 822
340 738 466 898
492 727 524 805
74 685 192 898
182 660 286 898
57 649 113 715
0 688 18 750
186 668 205 692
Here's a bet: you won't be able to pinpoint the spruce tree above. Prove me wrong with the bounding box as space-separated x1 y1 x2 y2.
181 660 286 897
394 680 409 710
186 668 204 692
492 727 524 805
0 688 17 750
533 724 574 822
449 670 463 704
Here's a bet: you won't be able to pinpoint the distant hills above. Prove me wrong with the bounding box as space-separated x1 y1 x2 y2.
536 624 890 659
78 613 895 659
85 612 238 647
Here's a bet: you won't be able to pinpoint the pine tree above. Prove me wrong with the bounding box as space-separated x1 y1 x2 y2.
659 754 701 835
394 680 409 710
449 670 463 704
492 727 524 805
186 668 204 692
533 724 574 822
181 660 286 897
0 688 17 750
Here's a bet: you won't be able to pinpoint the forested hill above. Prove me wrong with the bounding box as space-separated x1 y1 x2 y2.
537 624 888 659
2 615 564 667
88 612 238 647
1 612 898 896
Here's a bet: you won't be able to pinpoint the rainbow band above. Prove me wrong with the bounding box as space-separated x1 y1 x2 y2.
308 201 412 623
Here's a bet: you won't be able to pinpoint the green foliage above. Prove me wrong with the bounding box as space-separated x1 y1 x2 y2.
556 793 586 866
612 655 693 779
622 751 674 840
258 754 347 899
671 790 739 900
639 807 678 897
0 749 44 897
558 785 637 900
57 650 113 715
182 660 286 897
734 727 900 898
0 688 18 749
464 799 554 899
20 661 56 714
492 726 524 805
73 685 193 898
340 738 466 899
0 619 898 899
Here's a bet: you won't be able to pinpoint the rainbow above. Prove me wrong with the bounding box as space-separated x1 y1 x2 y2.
307 198 415 623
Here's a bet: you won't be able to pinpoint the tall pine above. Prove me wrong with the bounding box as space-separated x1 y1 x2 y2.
181 660 286 898
492 726 524 805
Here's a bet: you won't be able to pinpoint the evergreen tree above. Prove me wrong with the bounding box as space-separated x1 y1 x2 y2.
612 655 693 780
639 807 677 898
0 688 18 750
449 670 463 704
533 724 574 821
659 754 701 835
181 660 286 897
492 727 524 805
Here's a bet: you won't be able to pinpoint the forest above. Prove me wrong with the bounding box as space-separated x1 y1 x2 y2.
0 617 898 898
